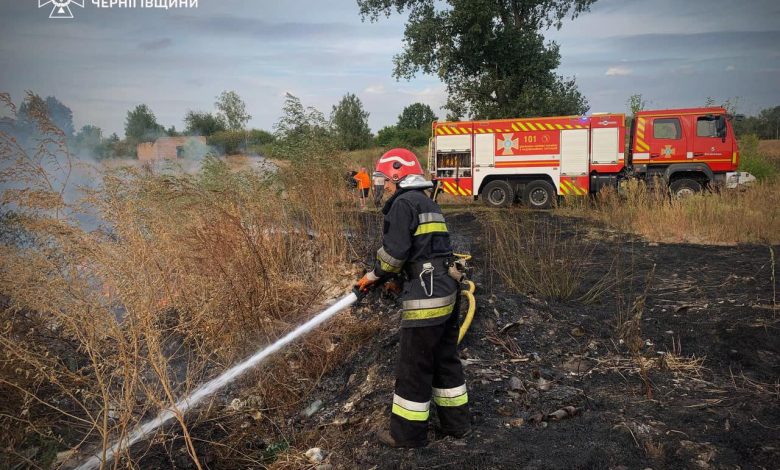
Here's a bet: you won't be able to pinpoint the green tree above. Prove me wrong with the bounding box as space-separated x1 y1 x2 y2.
269 93 336 162
756 106 780 139
184 111 227 136
331 93 373 150
215 90 252 131
273 93 330 140
627 94 647 116
17 95 75 138
44 96 75 138
397 103 438 130
73 125 102 154
358 0 593 119
124 104 164 142
375 125 429 148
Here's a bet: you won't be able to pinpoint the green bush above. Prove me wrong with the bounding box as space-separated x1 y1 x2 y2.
247 129 275 146
375 125 429 148
207 129 276 155
207 130 245 155
739 134 777 180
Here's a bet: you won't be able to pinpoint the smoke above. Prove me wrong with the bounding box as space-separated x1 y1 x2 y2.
1 92 279 237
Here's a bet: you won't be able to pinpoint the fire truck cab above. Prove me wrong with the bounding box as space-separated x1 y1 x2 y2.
429 107 749 208
628 107 743 196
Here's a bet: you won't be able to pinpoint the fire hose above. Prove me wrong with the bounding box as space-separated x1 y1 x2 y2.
74 257 477 469
453 253 477 344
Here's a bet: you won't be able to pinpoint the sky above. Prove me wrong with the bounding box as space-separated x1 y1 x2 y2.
0 0 778 137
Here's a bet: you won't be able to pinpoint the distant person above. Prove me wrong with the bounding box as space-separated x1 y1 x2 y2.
372 171 386 206
354 167 371 209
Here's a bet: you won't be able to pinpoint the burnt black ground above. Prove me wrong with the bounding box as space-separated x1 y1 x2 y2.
122 209 779 470
301 210 779 470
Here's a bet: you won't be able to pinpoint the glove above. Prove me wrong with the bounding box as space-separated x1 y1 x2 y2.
383 278 402 296
355 271 380 292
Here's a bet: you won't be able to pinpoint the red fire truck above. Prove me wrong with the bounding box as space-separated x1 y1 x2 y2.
429 107 753 208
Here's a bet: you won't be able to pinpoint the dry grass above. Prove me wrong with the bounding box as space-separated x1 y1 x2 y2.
483 212 616 301
562 179 780 245
0 92 377 468
758 139 780 160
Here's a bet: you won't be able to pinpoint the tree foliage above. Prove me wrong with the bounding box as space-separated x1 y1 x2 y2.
735 105 780 139
215 90 252 131
269 93 336 162
627 94 647 116
17 95 75 138
184 111 227 136
375 125 429 148
73 125 102 153
273 93 330 141
206 129 275 155
124 104 165 143
331 93 373 150
44 97 75 138
358 0 593 119
397 102 438 129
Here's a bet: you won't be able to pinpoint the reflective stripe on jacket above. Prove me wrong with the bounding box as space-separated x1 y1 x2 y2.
373 188 457 327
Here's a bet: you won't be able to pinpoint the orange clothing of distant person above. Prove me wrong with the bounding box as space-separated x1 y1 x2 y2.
354 171 371 190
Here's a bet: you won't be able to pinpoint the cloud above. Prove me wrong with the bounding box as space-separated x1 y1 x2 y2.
364 84 386 94
139 38 173 51
606 66 632 76
726 65 736 71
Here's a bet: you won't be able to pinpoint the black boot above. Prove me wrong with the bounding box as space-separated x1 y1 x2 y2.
377 429 427 448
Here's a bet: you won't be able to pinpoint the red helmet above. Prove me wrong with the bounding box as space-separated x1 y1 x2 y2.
375 148 423 183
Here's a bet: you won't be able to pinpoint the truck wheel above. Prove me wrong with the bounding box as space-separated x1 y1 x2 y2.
524 180 555 209
669 178 702 198
482 180 515 208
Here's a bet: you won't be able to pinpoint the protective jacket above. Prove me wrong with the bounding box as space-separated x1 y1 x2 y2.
372 186 470 446
373 188 458 328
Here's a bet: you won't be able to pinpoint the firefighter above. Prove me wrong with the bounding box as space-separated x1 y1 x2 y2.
372 171 386 207
355 148 470 448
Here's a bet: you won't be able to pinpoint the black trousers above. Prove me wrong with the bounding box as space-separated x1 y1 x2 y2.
390 296 470 445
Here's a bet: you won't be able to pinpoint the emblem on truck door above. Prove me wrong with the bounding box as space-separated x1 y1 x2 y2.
662 144 676 158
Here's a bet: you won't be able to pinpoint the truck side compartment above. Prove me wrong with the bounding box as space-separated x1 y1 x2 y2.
430 107 746 207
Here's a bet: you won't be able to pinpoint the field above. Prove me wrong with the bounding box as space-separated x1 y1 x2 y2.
1 126 779 469
758 139 780 158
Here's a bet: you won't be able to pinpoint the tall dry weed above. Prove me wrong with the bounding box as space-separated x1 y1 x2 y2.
563 179 780 245
0 92 375 468
483 212 615 301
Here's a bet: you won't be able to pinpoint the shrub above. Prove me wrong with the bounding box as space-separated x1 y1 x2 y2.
204 129 275 156
375 125 429 148
739 134 777 180
207 129 246 154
